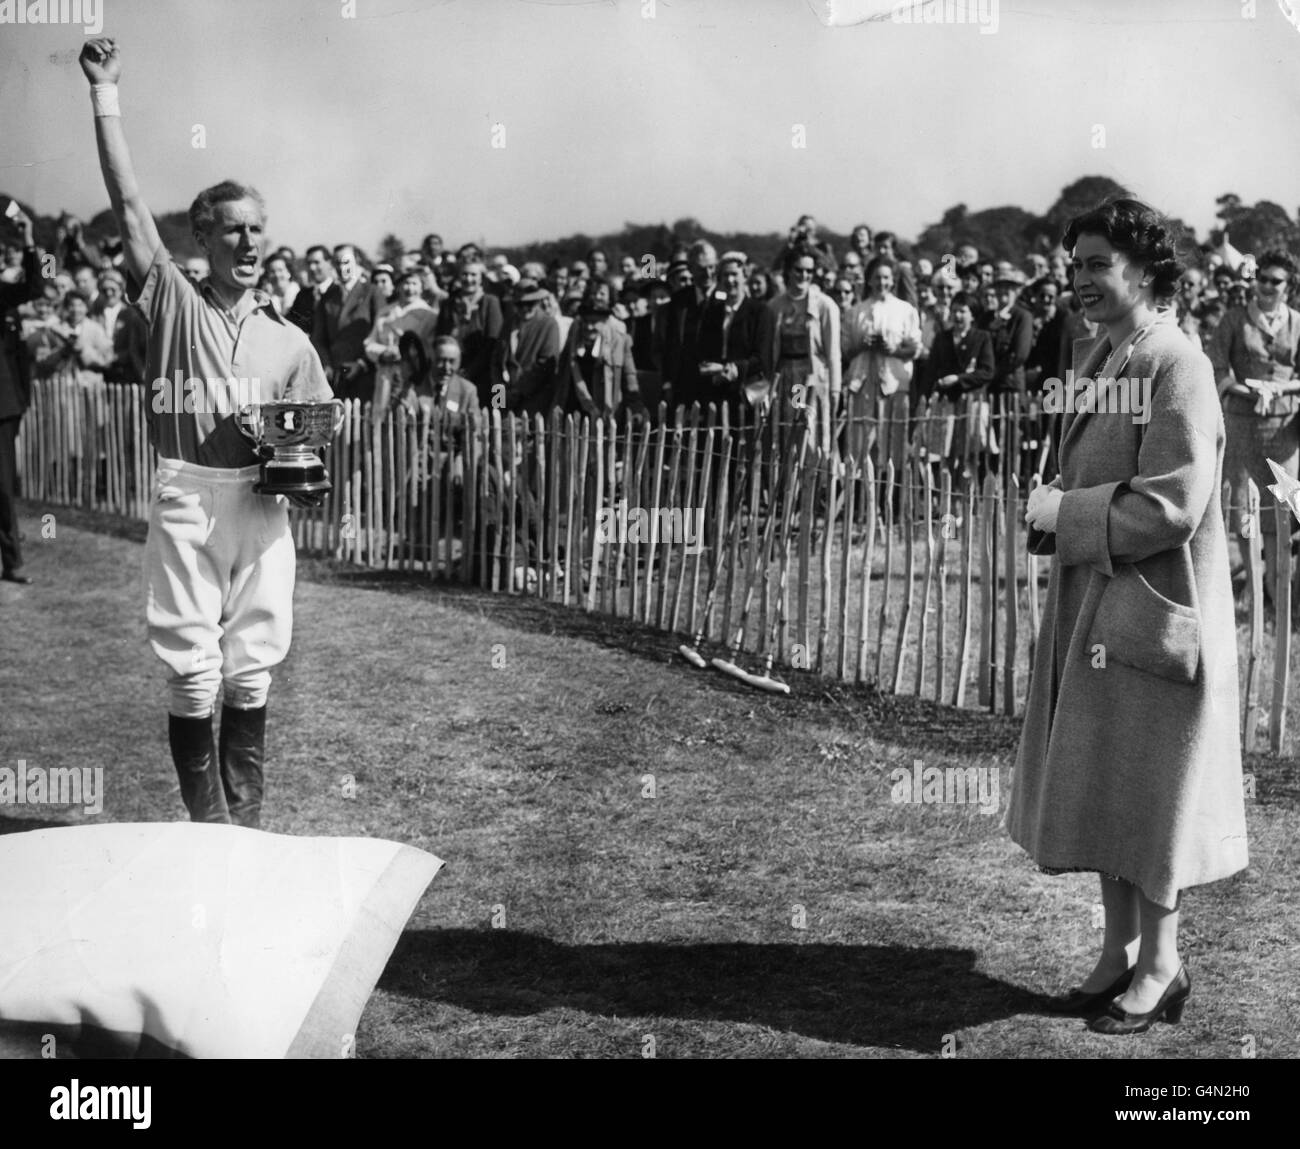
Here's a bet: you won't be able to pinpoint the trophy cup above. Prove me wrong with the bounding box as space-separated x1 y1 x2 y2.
237 399 345 498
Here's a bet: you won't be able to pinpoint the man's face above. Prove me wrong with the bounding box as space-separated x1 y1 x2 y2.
64 297 88 326
73 268 97 296
306 249 331 284
669 266 692 292
961 271 980 297
435 346 460 382
1215 273 1233 296
842 253 864 285
995 285 1019 311
934 279 955 305
198 198 264 292
335 248 359 283
590 252 608 275
553 267 570 293
874 238 894 260
33 295 54 321
3 244 21 268
424 236 443 260
852 226 871 252
580 314 602 342
978 263 995 286
620 256 638 278
98 277 123 305
720 262 746 301
691 250 717 290
952 302 974 330
1035 283 1058 316
459 265 483 294
918 283 936 309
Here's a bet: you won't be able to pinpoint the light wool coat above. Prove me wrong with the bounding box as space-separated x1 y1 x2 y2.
1007 318 1249 909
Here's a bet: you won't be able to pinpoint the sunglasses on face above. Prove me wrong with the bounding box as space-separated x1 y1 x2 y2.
1258 276 1288 286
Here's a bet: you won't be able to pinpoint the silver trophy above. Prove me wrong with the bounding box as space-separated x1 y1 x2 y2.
237 399 345 498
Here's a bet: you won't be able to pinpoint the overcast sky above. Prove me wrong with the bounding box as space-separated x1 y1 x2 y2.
2 0 1298 253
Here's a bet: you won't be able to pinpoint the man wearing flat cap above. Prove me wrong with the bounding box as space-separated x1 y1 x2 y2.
499 277 561 416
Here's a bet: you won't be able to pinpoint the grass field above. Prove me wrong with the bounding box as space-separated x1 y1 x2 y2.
2 499 1298 1060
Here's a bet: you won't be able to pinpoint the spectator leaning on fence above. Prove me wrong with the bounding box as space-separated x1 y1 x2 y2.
1208 249 1300 603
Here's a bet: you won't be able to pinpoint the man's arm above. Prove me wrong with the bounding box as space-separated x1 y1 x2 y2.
79 38 163 287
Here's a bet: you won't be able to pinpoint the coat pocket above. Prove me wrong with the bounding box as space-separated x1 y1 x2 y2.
1090 562 1201 684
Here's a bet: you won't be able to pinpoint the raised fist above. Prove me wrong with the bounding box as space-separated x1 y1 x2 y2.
80 37 122 85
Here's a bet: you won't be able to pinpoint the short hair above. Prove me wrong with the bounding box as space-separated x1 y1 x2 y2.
718 254 746 275
688 239 717 264
1062 197 1183 303
434 335 462 356
62 289 90 307
874 231 896 246
263 253 290 271
951 291 974 311
422 233 443 247
188 180 266 235
97 269 126 288
305 244 331 263
1257 250 1297 280
332 244 358 262
782 245 817 277
397 267 423 284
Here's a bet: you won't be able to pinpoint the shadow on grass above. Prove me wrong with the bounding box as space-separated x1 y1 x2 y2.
0 813 81 836
382 928 1043 1052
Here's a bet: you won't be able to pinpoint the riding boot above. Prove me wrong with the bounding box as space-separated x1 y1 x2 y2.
218 704 266 829
168 713 231 824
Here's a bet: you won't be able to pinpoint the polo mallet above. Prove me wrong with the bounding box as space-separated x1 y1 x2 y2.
712 432 798 693
678 398 771 668
710 433 771 683
678 429 742 668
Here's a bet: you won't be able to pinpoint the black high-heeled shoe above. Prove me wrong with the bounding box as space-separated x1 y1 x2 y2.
1088 966 1191 1035
1046 965 1135 1015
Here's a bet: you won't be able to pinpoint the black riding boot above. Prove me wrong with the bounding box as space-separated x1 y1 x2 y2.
219 704 266 829
168 713 231 824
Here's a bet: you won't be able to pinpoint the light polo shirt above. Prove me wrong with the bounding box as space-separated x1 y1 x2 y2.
135 246 331 468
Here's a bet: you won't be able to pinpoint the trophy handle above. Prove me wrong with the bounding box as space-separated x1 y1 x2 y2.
329 398 346 434
236 403 262 443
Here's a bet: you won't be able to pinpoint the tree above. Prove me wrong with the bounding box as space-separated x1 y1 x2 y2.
1213 195 1299 262
1040 176 1131 243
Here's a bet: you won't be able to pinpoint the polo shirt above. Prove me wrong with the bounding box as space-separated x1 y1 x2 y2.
135 246 331 467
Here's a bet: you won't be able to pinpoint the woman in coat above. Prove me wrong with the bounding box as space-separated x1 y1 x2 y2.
1011 198 1248 1035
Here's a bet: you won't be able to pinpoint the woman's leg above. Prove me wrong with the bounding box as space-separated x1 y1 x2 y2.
1079 875 1140 991
1113 890 1183 1013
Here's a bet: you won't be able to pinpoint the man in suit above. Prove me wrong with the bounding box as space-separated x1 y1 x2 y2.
662 239 718 413
313 243 384 404
694 254 772 419
0 204 40 584
287 243 332 336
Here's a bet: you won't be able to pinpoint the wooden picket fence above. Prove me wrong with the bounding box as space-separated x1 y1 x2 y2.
13 379 1297 745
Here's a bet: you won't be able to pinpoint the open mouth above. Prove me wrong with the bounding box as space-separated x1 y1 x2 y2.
1078 291 1102 308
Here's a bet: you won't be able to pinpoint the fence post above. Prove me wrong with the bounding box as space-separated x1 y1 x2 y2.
1242 478 1264 751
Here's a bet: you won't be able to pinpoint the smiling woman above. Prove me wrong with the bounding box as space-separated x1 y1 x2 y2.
1010 197 1248 1037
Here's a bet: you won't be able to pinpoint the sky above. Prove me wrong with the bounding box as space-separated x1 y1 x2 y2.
2 0 1299 254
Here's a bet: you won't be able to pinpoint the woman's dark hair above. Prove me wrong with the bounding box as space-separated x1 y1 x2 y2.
951 291 974 311
781 243 817 279
398 330 429 381
1062 197 1184 302
1257 249 1297 280
864 255 897 285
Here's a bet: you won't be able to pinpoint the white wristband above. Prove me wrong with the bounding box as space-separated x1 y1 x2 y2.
91 83 120 118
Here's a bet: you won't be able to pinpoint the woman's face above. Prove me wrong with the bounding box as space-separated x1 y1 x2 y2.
835 279 856 307
64 297 88 326
952 303 973 331
1254 264 1290 309
869 265 894 297
399 274 423 304
373 271 394 299
788 259 815 298
459 266 483 294
748 272 769 298
981 286 998 313
1070 233 1150 326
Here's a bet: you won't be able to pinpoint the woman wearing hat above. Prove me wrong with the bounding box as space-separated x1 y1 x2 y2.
1012 198 1248 1035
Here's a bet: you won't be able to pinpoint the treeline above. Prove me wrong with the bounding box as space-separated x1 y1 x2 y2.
7 174 1300 272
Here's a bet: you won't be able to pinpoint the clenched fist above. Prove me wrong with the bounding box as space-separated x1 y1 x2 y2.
80 37 122 84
